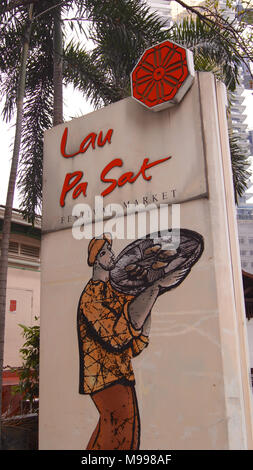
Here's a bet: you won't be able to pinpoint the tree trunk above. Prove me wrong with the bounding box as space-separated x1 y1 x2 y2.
0 5 34 448
6 0 39 12
53 5 63 126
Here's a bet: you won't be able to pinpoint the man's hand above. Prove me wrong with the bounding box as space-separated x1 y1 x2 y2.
155 266 188 289
142 314 151 337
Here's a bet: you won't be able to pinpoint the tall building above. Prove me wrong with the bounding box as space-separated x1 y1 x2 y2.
249 130 253 156
147 0 216 23
230 68 251 158
146 0 251 168
237 192 253 274
146 0 172 26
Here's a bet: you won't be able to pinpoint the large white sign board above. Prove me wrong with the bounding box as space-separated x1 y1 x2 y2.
43 79 207 233
40 73 253 450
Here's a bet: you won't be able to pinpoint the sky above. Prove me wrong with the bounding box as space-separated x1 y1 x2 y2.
0 85 252 210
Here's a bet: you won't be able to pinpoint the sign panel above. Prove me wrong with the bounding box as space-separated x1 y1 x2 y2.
42 78 207 233
131 40 195 111
40 73 253 450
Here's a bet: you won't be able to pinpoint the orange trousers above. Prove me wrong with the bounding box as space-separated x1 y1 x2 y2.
86 383 140 450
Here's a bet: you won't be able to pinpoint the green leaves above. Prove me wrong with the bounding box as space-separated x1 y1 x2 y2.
86 0 168 98
64 41 122 107
17 85 53 221
169 16 240 92
11 321 40 407
229 130 251 204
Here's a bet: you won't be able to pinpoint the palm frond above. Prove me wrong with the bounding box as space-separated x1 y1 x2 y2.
81 0 168 100
229 130 251 204
169 16 240 91
64 42 123 107
17 81 53 221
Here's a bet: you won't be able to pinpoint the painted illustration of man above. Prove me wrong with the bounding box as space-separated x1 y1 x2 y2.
77 233 187 450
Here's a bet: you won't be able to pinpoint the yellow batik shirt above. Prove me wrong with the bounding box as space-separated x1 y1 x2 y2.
77 279 149 394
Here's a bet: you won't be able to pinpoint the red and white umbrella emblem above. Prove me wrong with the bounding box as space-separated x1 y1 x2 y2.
131 40 195 111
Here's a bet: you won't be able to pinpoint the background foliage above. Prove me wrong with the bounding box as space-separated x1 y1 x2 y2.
12 320 40 410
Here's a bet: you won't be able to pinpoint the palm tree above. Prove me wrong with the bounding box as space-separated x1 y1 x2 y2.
64 1 168 107
53 4 63 126
229 131 251 204
169 17 241 92
1 1 166 221
0 1 170 446
0 0 85 444
0 1 35 445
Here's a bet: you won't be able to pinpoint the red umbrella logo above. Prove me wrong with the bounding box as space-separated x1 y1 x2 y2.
131 40 195 111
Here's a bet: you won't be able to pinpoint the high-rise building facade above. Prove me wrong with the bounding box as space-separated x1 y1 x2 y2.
249 130 253 156
230 68 251 158
237 195 253 274
145 0 251 189
146 0 172 25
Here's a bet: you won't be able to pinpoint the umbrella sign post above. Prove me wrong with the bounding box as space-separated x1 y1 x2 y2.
131 40 195 111
39 42 253 450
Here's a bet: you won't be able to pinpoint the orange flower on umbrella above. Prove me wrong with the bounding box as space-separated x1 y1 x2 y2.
131 41 191 110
